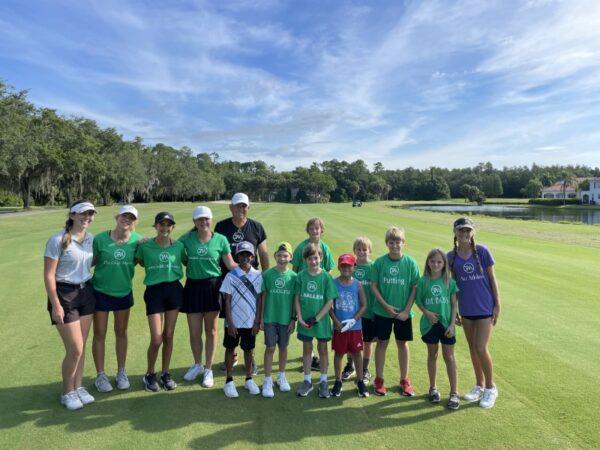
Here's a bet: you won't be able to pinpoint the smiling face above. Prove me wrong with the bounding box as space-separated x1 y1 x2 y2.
338 263 354 278
454 226 474 246
237 251 254 269
155 219 175 237
193 216 212 232
354 244 370 263
386 238 404 258
427 254 445 277
71 210 95 231
305 253 322 272
274 250 292 267
307 224 322 240
230 203 249 223
116 213 137 231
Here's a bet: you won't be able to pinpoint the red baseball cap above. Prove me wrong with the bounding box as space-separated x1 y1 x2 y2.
338 253 356 266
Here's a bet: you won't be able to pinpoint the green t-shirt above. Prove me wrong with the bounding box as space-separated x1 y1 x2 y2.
178 231 230 279
354 262 376 319
292 239 335 272
415 276 459 336
371 253 420 318
295 269 338 339
92 230 142 297
135 239 185 286
261 267 297 325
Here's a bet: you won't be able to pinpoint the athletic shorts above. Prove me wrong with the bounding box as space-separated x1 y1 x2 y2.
332 330 364 354
361 317 376 342
373 314 413 342
264 323 291 348
461 314 493 321
48 281 95 325
297 333 331 343
182 277 221 314
223 327 256 350
94 290 134 312
143 281 183 316
421 322 456 345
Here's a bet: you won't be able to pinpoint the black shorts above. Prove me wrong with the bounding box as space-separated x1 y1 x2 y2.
361 317 376 342
182 277 221 314
48 281 95 325
94 290 134 312
223 327 256 351
421 322 456 345
143 281 183 316
461 314 493 321
373 314 413 342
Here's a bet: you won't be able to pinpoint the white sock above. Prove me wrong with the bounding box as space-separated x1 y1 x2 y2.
278 371 285 379
304 374 312 383
319 373 327 382
264 375 272 381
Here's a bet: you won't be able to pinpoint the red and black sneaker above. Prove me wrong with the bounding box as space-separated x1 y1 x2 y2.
400 378 415 396
373 377 387 396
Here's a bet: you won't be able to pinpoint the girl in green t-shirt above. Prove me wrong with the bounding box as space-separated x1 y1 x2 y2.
415 248 459 410
91 205 142 394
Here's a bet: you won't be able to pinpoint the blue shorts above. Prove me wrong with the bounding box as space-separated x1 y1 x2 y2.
94 290 134 312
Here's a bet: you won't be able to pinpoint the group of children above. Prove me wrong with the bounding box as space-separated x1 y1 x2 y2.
46 201 500 412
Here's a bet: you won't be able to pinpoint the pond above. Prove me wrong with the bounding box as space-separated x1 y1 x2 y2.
402 204 600 225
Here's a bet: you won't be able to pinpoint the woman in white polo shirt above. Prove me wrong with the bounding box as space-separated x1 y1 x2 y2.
43 200 97 410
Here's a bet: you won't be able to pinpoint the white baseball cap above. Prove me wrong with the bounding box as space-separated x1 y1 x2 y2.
193 206 213 220
231 193 250 206
70 201 96 214
118 205 138 219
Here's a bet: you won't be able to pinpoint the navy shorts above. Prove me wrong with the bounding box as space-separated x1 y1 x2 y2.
297 333 331 343
461 314 493 321
361 317 376 342
421 322 456 345
223 327 256 351
373 314 413 342
48 281 95 325
94 290 133 312
143 281 183 316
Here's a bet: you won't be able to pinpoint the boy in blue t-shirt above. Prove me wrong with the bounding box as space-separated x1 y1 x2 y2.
329 254 368 397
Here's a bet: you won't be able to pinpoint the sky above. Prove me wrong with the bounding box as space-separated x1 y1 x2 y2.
2 0 600 171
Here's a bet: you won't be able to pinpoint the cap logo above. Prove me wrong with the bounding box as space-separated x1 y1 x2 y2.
389 266 399 276
307 281 318 292
159 252 170 263
275 278 285 288
113 249 126 260
463 262 475 274
431 285 442 296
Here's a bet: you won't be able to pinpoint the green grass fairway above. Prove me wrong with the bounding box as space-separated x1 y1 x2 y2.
1 202 599 449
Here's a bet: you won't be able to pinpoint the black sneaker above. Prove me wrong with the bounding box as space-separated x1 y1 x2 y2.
357 380 369 398
143 373 160 392
447 393 460 410
341 362 355 381
362 368 372 384
428 387 441 403
311 356 320 372
330 380 343 397
160 372 177 391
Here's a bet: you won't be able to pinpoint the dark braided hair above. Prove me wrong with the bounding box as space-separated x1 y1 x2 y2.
470 237 484 274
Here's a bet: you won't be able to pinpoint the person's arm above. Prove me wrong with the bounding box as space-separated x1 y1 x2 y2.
44 257 64 324
259 291 267 330
371 282 399 317
487 265 501 325
257 241 269 271
355 284 367 321
294 294 308 328
253 289 263 336
315 299 333 323
398 284 417 321
223 293 237 337
445 292 458 337
329 306 342 330
221 252 237 271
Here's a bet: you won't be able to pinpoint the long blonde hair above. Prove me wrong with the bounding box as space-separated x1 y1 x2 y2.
423 248 451 286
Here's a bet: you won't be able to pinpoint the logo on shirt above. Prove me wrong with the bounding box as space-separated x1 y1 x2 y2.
389 266 399 276
463 263 475 274
114 249 126 260
355 268 365 279
159 252 170 263
431 285 442 296
275 278 285 288
232 231 244 242
307 281 318 292
197 246 208 256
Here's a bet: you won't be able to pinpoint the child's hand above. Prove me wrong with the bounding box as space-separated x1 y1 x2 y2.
426 311 439 325
227 324 238 337
287 320 296 334
396 310 409 321
298 318 310 328
334 319 343 331
259 321 265 331
445 325 454 338
386 305 400 317
304 317 316 328
252 323 260 336
492 305 500 326
455 315 462 327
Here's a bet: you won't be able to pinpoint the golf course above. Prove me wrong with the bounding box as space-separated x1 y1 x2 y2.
1 201 598 449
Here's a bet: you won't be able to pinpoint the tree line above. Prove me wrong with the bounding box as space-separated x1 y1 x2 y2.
2 81 599 208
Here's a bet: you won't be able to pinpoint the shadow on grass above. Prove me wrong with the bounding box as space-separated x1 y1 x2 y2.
1 370 475 447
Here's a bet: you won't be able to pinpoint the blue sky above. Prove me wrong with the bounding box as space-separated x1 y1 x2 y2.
2 0 600 170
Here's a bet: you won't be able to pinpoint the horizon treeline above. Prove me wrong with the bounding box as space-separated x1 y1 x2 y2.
2 81 599 208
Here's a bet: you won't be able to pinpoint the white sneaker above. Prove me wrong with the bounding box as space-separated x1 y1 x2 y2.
116 369 130 390
262 378 274 398
480 387 498 409
61 391 84 410
184 363 204 382
245 378 260 395
277 373 291 392
95 372 113 393
75 387 95 405
201 368 214 388
463 385 484 402
224 380 239 398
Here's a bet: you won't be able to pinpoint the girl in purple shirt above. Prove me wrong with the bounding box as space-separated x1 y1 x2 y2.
448 217 501 409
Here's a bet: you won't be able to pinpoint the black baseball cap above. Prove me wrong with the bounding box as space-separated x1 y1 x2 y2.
155 212 176 225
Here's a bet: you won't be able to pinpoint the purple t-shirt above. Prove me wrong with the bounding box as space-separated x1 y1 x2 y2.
447 244 495 316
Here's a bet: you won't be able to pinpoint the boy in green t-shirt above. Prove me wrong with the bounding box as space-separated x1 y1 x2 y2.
259 242 297 398
294 243 339 399
371 227 420 397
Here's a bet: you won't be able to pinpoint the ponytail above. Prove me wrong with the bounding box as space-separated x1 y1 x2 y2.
61 218 74 250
